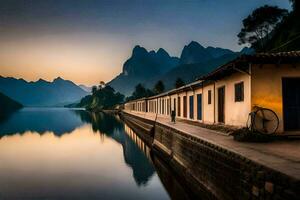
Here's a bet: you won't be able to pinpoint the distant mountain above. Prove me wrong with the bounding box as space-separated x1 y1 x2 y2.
179 41 213 64
206 46 235 58
0 108 85 136
108 41 253 96
108 45 179 96
79 84 93 93
0 92 23 115
0 76 88 107
240 47 255 55
146 53 238 90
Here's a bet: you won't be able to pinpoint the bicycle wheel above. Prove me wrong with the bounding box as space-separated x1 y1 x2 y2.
253 108 279 134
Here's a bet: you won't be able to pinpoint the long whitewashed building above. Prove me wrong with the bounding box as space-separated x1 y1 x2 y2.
124 52 300 134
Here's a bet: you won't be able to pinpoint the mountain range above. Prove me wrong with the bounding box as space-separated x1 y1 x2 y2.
0 92 23 115
108 45 179 96
0 41 253 107
79 84 93 93
0 76 88 107
108 41 253 96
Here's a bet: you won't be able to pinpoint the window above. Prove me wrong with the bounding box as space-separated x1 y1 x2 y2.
189 96 194 119
235 82 244 102
177 97 181 117
160 99 162 114
173 98 176 112
167 99 170 115
162 99 165 114
208 90 212 104
183 96 187 118
197 94 202 120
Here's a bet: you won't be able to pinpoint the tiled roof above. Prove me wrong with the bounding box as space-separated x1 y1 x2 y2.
126 51 300 103
249 51 300 58
198 51 300 81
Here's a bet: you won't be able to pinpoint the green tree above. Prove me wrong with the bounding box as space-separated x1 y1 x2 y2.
153 80 165 94
132 84 147 99
289 0 299 13
126 83 154 101
91 86 97 95
237 5 288 51
98 81 105 90
175 78 185 88
79 85 124 110
259 1 300 52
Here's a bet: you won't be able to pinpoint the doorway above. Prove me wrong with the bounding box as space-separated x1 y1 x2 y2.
218 86 225 123
282 78 300 131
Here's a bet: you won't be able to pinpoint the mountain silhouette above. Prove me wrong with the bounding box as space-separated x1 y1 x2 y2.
0 76 88 106
0 108 86 136
206 46 236 58
75 111 155 185
108 45 179 96
108 41 251 95
146 53 238 90
79 84 93 92
179 41 213 64
0 91 23 117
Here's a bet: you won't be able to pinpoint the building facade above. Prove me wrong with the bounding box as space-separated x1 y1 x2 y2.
124 52 300 134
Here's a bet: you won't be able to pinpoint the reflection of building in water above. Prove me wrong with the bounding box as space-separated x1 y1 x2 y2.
124 124 196 199
75 111 155 186
124 124 152 163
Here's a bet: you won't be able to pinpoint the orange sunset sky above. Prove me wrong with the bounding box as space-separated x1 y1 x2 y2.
0 0 290 86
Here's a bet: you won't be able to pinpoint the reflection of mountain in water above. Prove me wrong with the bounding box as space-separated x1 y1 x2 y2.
75 111 155 186
0 108 155 186
0 108 86 136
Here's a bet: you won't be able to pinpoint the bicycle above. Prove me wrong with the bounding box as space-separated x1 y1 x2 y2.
246 106 279 135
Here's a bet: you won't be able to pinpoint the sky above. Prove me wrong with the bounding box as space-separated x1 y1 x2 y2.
0 0 291 86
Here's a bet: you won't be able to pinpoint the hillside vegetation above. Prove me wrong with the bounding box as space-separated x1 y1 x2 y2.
265 6 300 51
238 1 299 52
76 84 124 111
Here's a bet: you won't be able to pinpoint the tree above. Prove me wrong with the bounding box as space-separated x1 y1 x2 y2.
175 78 185 88
79 85 124 110
289 0 299 13
126 83 154 101
132 84 147 99
99 81 105 90
153 80 165 94
91 86 97 95
237 5 288 51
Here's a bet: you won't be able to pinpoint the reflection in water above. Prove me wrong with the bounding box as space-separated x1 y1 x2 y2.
123 121 196 200
0 108 169 200
124 124 152 162
0 108 86 136
74 111 156 186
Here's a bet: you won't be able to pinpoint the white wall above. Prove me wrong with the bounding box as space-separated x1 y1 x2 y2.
214 72 251 127
124 71 251 128
203 84 215 124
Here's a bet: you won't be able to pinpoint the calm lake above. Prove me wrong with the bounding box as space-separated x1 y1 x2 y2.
0 108 191 200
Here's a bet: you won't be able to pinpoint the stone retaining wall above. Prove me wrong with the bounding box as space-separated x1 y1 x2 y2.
121 112 299 200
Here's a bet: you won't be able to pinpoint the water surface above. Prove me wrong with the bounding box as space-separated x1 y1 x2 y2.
0 108 172 200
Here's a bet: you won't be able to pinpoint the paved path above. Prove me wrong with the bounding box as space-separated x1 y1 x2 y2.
124 111 300 180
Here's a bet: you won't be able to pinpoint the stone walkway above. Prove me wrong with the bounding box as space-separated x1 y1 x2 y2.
124 111 300 180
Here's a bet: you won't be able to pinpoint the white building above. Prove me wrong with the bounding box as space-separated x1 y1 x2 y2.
124 52 300 134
